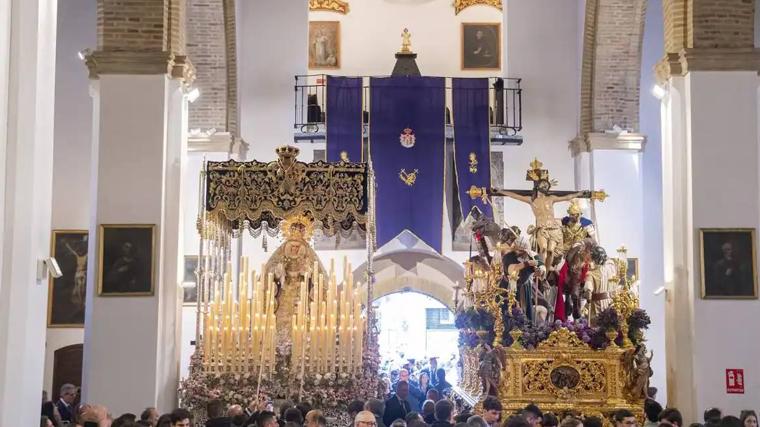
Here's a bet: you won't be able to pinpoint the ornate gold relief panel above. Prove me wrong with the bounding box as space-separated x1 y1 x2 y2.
309 0 349 14
454 0 503 15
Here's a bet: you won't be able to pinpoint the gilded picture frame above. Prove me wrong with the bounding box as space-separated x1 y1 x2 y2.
699 228 758 299
308 21 341 69
461 22 502 71
48 230 89 328
98 224 156 297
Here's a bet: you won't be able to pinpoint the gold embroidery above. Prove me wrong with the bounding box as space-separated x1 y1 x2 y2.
468 152 478 173
399 169 419 186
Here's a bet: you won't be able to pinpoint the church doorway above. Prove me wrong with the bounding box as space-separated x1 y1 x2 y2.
375 291 459 388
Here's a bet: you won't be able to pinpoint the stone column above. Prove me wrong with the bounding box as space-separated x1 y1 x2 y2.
0 0 58 425
659 0 760 419
81 0 193 414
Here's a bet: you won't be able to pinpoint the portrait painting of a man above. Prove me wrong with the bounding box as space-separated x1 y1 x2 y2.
48 231 88 327
462 23 501 70
700 228 757 299
98 225 155 296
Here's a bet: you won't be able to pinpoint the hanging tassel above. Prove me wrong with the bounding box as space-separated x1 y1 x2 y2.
262 231 268 252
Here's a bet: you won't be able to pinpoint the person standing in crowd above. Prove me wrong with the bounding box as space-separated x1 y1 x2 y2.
348 400 366 424
584 416 603 427
141 407 159 426
431 400 455 427
614 409 638 427
705 409 723 427
56 384 77 423
170 409 193 427
644 400 663 427
467 415 488 427
257 411 279 427
356 411 379 427
433 369 452 395
659 409 683 427
365 399 387 427
426 389 441 403
421 400 436 424
542 413 559 427
521 404 542 427
741 411 758 427
206 400 233 427
481 397 502 427
384 381 414 426
418 371 431 395
395 368 423 410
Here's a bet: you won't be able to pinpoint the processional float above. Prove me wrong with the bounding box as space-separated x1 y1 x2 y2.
454 159 652 421
180 146 381 418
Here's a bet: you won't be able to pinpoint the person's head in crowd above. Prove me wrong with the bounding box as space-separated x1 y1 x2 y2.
427 389 441 402
170 409 192 427
521 404 543 427
141 407 159 426
41 416 53 427
434 399 454 423
349 400 366 420
542 413 559 427
366 399 385 419
436 368 448 384
396 381 410 400
422 400 435 417
689 424 704 427
59 384 77 405
482 396 502 426
137 421 153 427
284 407 304 425
297 402 313 420
392 419 407 427
356 410 379 427
705 409 723 425
398 368 410 383
648 387 658 400
280 401 295 421
314 415 327 427
659 408 683 427
305 409 324 427
256 411 278 427
285 422 302 427
467 415 489 427
409 421 428 427
232 413 248 427
644 400 663 424
721 416 743 427
741 411 758 427
455 412 473 424
504 415 532 427
207 399 226 419
41 401 62 427
560 418 583 427
406 412 423 424
113 413 138 427
419 371 431 390
614 409 637 427
227 404 244 418
455 423 468 427
43 391 49 403
584 416 603 427
156 414 172 427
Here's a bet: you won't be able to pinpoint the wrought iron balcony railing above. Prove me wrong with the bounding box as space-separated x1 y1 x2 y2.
293 75 523 145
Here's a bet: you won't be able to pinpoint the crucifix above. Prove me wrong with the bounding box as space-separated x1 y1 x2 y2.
468 158 607 268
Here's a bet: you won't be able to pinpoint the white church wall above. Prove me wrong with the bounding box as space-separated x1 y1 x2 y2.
687 71 760 416
308 1 502 77
44 0 96 397
237 0 308 162
501 0 582 233
639 0 667 404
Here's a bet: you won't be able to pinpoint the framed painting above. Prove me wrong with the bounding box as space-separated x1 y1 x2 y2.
48 230 88 327
98 224 156 296
183 255 198 305
309 21 341 69
627 258 639 282
699 228 758 299
461 22 501 70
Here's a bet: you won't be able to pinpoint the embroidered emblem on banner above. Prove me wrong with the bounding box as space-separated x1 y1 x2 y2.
399 168 419 186
468 152 478 173
400 128 416 148
339 150 350 162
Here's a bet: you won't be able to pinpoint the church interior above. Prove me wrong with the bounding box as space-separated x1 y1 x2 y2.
3 0 760 426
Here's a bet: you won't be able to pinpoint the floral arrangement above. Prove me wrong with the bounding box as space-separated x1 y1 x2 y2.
456 305 651 351
179 317 381 421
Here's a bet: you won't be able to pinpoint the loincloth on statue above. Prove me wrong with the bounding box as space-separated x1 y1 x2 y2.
591 290 617 302
527 225 563 250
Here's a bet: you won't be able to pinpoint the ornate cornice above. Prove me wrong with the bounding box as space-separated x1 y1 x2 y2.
570 132 646 157
454 0 502 15
85 50 196 84
655 48 760 84
309 0 349 14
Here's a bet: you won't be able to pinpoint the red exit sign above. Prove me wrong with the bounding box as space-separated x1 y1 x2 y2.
726 369 745 394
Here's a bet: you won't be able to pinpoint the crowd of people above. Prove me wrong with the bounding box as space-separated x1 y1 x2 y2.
40 381 759 427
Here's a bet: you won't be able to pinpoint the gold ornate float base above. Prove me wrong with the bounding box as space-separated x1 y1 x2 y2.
459 329 644 420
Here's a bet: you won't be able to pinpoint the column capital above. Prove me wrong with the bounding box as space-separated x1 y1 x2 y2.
85 51 195 84
570 132 646 157
656 48 760 84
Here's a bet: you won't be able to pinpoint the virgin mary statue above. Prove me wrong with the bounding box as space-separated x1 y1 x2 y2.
265 214 326 344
